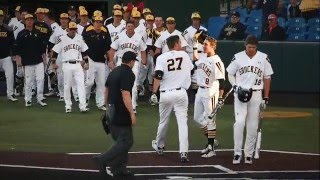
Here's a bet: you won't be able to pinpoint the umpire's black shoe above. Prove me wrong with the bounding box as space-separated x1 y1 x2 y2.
92 155 110 179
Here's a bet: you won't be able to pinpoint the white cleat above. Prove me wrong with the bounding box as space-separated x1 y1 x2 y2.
59 97 64 102
37 100 47 106
233 155 241 164
244 157 253 164
201 144 209 154
7 95 18 102
201 145 216 158
98 105 107 111
44 90 56 97
25 101 32 107
80 107 89 113
65 108 72 113
152 140 164 155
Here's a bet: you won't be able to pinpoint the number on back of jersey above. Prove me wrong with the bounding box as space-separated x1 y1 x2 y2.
167 57 182 71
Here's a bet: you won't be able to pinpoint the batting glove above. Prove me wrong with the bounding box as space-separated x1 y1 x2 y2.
150 93 158 105
261 97 269 109
218 97 224 106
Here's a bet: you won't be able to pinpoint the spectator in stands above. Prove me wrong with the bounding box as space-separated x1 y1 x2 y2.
276 0 286 18
287 0 302 18
299 0 320 20
219 11 246 40
245 0 254 14
262 14 286 41
256 0 279 25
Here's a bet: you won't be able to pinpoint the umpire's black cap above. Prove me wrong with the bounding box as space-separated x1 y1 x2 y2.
122 51 138 63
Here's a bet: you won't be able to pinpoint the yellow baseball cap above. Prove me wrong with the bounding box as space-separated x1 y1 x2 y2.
35 8 45 14
43 8 49 14
123 6 128 12
166 17 175 23
94 16 103 21
79 6 85 11
146 14 154 21
93 10 102 17
113 10 122 16
0 10 4 16
113 4 122 10
15 6 21 12
68 22 77 29
60 13 69 19
143 8 151 14
132 10 141 18
191 12 201 19
80 10 88 16
25 14 34 19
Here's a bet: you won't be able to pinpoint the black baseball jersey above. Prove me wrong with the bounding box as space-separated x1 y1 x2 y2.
0 24 15 59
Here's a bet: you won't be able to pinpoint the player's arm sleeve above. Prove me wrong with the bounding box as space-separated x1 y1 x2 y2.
120 72 135 92
154 36 162 49
264 56 274 78
110 36 119 50
13 32 23 56
179 34 188 48
140 37 147 51
52 42 61 54
226 56 237 75
154 56 164 80
80 39 89 52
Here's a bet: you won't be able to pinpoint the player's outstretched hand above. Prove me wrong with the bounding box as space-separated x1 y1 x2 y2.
261 97 269 109
150 93 158 104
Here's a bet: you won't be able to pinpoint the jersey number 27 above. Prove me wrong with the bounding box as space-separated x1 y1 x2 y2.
167 57 183 71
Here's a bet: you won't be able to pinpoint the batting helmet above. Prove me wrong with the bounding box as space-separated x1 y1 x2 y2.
194 29 208 44
237 87 253 103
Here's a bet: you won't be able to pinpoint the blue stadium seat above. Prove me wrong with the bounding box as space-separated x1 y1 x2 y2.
307 18 320 27
246 17 263 27
207 24 224 39
287 26 306 34
287 34 305 41
307 26 320 34
287 17 306 27
307 33 320 41
249 9 262 18
277 17 286 28
208 16 227 27
246 26 262 39
235 8 250 19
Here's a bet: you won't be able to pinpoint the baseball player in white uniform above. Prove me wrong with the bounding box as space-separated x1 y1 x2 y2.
49 13 78 102
154 17 187 55
8 6 24 39
227 35 273 164
108 20 147 113
77 9 90 35
150 35 194 163
131 11 147 43
106 10 125 42
193 37 225 158
51 22 90 113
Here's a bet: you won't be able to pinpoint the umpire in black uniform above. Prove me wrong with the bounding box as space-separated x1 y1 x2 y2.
94 51 137 179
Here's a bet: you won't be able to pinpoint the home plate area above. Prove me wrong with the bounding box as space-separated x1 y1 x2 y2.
0 150 319 179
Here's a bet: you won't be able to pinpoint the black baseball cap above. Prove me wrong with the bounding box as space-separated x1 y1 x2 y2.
122 51 138 63
231 11 240 17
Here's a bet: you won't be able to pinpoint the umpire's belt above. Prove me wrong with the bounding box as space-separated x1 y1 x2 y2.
64 61 80 64
199 86 209 89
160 87 181 93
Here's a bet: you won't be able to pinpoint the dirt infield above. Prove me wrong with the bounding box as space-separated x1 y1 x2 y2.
0 150 319 179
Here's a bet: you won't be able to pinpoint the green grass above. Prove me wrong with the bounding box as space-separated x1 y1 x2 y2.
0 97 319 153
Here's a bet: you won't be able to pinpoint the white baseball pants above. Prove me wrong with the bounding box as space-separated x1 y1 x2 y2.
56 58 78 99
233 90 262 158
24 62 44 102
85 59 106 107
0 56 14 97
156 89 189 153
137 53 154 86
62 62 86 110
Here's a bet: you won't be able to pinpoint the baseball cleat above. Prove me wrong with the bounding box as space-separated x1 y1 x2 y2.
25 101 32 107
59 97 64 102
245 157 253 164
80 107 89 113
201 144 209 154
180 152 189 163
37 100 47 106
66 108 72 113
44 90 56 97
7 95 18 102
201 145 216 158
152 140 164 155
137 85 145 96
232 154 241 164
98 105 107 111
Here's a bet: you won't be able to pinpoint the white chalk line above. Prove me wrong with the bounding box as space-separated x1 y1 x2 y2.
67 149 320 156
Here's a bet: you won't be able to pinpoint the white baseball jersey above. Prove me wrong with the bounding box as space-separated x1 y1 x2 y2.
183 26 207 53
196 55 225 87
139 19 146 27
111 31 147 65
77 23 90 35
154 30 188 53
226 50 274 90
155 50 193 91
49 26 67 44
52 34 88 62
8 18 24 39
106 23 125 42
135 23 147 43
51 22 60 33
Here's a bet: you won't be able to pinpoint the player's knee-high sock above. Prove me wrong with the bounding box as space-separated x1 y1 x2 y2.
207 129 216 147
201 126 208 137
